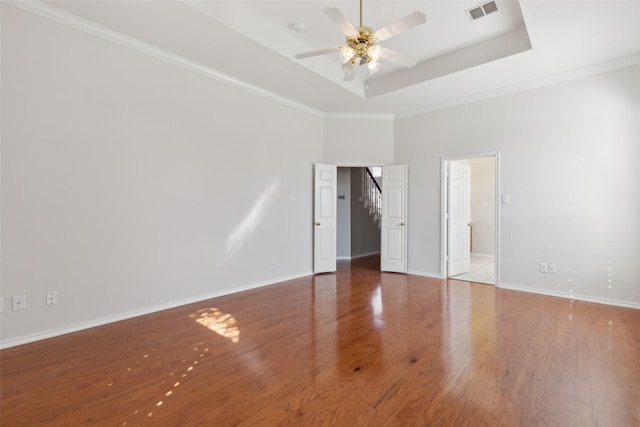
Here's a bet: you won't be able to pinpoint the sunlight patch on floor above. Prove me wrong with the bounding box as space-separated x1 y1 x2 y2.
190 307 240 343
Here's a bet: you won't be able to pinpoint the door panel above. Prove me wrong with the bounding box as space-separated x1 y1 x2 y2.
385 229 402 261
381 165 408 273
387 187 402 218
314 164 337 273
448 162 471 276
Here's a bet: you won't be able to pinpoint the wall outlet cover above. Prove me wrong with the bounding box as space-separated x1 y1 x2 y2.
46 291 58 305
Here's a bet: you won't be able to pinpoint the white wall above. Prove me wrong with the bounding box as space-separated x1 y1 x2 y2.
1 5 323 346
3 4 639 349
336 168 351 259
469 157 496 255
323 118 393 165
396 64 640 307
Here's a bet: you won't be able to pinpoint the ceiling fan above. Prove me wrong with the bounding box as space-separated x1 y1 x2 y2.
294 0 426 81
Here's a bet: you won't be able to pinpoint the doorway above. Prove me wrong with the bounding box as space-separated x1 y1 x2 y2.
441 153 500 286
314 164 408 274
336 167 381 261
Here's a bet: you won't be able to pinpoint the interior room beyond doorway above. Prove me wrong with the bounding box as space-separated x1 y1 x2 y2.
336 167 381 261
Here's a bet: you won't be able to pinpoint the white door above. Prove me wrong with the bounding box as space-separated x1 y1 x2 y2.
314 164 337 273
448 162 471 276
381 165 408 273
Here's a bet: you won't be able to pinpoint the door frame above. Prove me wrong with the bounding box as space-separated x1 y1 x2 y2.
317 163 403 272
440 151 501 286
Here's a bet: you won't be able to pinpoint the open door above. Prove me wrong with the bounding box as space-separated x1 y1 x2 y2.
381 165 408 273
314 164 337 273
448 161 471 276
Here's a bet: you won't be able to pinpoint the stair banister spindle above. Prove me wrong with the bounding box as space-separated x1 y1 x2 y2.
364 172 367 206
365 171 370 207
360 167 382 227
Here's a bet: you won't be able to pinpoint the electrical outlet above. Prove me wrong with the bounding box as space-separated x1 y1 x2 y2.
539 263 548 273
0 297 3 313
12 295 27 311
270 256 276 266
548 264 557 274
46 291 58 305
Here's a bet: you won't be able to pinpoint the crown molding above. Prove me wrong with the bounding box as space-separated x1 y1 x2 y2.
395 54 640 120
6 1 639 123
5 0 326 119
324 113 394 121
6 0 391 122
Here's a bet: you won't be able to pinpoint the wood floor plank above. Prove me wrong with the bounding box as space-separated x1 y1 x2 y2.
2 256 639 426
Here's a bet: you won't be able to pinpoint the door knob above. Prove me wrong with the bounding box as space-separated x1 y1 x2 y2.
315 222 321 226
400 222 406 226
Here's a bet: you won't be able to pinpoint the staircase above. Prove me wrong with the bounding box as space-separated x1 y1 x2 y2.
360 167 382 229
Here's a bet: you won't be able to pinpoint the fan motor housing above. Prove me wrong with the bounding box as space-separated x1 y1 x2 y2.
347 26 377 57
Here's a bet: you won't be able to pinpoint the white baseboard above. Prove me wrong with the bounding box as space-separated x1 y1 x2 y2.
498 283 640 310
337 252 380 261
470 253 495 258
5 273 637 349
351 251 380 260
0 270 313 349
408 270 443 279
403 274 640 310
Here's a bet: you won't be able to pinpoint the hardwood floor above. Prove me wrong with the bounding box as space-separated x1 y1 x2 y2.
2 256 639 426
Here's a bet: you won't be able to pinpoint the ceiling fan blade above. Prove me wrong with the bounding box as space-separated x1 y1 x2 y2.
294 47 339 60
323 7 358 37
375 11 426 41
381 48 417 68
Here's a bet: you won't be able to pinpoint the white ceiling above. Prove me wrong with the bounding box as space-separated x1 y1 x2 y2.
33 0 640 118
184 0 530 92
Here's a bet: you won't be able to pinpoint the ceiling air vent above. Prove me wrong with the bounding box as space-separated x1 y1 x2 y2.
467 1 498 21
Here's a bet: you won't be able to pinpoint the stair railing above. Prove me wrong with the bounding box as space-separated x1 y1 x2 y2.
361 167 382 226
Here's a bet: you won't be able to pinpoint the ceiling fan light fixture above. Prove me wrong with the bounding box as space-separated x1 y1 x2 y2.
366 45 383 62
342 61 355 73
367 60 381 74
294 0 425 82
339 46 356 62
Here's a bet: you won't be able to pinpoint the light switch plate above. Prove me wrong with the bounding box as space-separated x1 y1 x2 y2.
12 295 27 311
